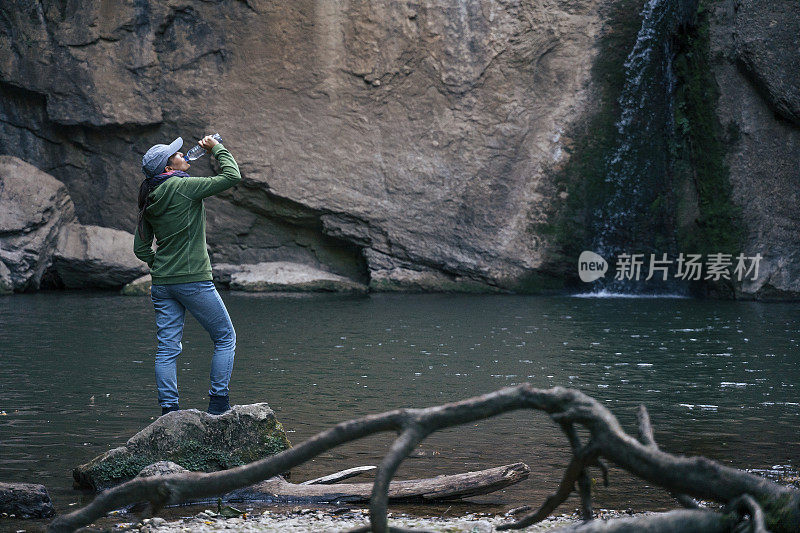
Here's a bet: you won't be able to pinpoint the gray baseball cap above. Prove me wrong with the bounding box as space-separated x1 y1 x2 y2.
142 137 183 178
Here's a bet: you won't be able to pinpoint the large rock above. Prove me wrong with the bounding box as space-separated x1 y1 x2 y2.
709 0 800 299
73 403 292 491
123 263 369 294
223 262 368 293
0 0 606 291
50 223 148 289
0 482 55 519
0 155 77 291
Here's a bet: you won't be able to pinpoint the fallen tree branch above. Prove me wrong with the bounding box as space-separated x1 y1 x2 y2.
47 385 800 533
369 426 430 532
563 422 596 521
726 494 769 533
227 463 529 503
635 405 700 510
496 442 599 530
124 463 528 515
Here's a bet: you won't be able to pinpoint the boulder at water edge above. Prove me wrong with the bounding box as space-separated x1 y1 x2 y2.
0 156 77 291
73 404 292 491
222 262 368 293
50 223 149 289
0 482 56 518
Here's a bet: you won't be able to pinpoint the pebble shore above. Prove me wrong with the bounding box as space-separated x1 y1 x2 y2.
111 507 642 532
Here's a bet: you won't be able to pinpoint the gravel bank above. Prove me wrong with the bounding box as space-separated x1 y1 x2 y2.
110 507 643 532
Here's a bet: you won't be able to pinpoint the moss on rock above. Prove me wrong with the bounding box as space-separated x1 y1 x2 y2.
543 0 744 296
73 404 292 491
120 274 151 296
671 0 745 282
544 0 651 284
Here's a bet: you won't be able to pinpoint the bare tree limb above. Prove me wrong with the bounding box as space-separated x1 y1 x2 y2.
562 422 595 521
47 385 800 533
229 463 529 503
636 405 701 510
636 405 657 448
595 456 610 488
369 425 430 532
726 494 769 533
497 442 600 530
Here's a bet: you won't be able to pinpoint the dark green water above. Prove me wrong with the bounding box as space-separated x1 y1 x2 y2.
1 292 798 522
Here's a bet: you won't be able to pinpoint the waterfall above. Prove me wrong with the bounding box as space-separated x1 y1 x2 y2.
589 0 697 294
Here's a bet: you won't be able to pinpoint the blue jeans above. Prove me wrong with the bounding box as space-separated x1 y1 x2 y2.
150 281 235 408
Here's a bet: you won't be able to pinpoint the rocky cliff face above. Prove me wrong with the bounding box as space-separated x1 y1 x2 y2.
0 0 606 291
1 0 797 296
708 0 800 298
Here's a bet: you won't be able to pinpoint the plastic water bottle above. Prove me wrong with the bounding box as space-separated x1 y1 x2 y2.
184 133 223 161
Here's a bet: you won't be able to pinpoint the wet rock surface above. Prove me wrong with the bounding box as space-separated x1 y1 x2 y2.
135 461 189 479
365 248 504 293
124 261 371 295
0 482 55 519
0 261 13 295
0 156 154 291
73 404 292 491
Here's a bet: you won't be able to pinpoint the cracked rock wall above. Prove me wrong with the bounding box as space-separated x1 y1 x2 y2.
2 0 609 290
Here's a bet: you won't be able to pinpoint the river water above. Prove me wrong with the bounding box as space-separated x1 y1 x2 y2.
1 291 798 522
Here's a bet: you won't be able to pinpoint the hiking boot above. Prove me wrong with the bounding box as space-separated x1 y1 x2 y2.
208 394 231 415
161 405 180 416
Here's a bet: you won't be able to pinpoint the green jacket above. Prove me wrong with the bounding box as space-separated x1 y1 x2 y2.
133 143 241 285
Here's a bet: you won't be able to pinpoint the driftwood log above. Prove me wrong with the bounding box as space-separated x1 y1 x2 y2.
226 463 529 503
122 464 528 514
48 385 800 533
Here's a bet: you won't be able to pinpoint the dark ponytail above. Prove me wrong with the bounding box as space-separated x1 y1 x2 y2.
137 179 152 238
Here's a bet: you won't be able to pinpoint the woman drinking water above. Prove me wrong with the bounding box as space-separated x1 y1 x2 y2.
134 134 241 416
